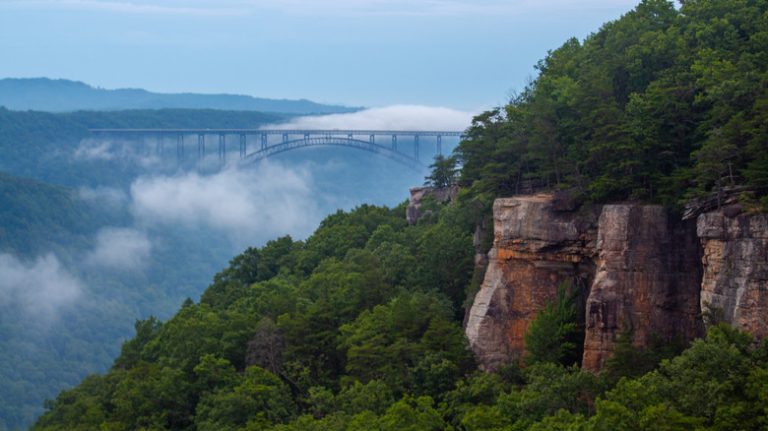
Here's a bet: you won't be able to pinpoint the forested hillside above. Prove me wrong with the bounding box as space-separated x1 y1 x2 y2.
0 108 286 429
0 107 285 186
33 198 768 431
456 0 768 208
0 103 429 429
30 0 768 430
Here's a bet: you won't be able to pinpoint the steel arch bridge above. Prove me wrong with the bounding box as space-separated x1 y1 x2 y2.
88 128 464 168
244 136 424 168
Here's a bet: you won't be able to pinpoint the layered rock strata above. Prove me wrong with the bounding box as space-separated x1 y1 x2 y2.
698 211 768 339
466 195 705 371
464 195 599 370
582 205 703 371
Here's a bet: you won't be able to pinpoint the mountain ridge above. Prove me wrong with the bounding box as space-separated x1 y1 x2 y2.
0 78 360 114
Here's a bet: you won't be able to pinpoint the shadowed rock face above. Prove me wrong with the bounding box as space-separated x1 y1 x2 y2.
582 205 703 371
698 211 768 338
406 185 458 225
466 195 705 372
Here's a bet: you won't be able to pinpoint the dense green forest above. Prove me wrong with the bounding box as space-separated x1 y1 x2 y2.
456 0 768 208
33 199 768 431
29 0 768 429
0 105 430 429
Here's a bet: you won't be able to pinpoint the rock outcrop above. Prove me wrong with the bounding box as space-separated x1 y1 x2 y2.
466 195 705 371
406 185 459 225
465 195 599 370
698 211 768 339
582 205 703 371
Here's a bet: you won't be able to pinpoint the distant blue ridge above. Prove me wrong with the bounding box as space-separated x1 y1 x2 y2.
0 77 361 115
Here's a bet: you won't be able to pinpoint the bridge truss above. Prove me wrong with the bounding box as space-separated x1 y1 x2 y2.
88 129 464 168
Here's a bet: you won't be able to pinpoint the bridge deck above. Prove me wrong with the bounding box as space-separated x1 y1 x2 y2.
89 129 464 136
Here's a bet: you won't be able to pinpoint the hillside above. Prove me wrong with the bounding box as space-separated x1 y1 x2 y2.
0 78 358 114
30 1 768 430
456 0 768 208
0 104 429 430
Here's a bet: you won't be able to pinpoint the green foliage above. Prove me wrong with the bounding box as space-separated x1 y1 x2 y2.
455 0 768 205
35 198 476 430
31 2 768 430
425 155 459 187
524 283 581 366
194 366 296 431
602 330 685 384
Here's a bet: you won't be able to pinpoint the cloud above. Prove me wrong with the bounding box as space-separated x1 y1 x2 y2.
86 228 152 270
0 254 82 319
74 141 116 161
129 161 320 245
268 105 474 131
78 186 129 207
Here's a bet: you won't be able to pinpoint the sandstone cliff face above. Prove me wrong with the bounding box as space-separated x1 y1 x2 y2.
466 195 704 371
582 205 703 371
464 195 599 370
698 211 768 339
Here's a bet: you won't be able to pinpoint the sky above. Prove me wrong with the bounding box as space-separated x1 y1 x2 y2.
0 0 639 110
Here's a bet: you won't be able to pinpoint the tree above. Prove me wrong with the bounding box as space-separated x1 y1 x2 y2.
524 283 580 366
425 155 458 188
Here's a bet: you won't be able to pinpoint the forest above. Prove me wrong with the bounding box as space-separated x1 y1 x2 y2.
32 0 768 430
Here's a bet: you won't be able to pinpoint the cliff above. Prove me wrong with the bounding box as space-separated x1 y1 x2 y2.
582 205 703 371
698 210 768 339
465 195 729 371
465 195 598 369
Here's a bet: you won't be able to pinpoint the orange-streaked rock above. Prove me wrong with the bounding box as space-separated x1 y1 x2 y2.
466 195 705 372
464 195 598 370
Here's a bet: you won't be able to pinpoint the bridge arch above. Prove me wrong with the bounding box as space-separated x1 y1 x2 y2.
240 136 424 169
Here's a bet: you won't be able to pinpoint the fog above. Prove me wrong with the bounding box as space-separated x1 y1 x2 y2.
130 160 322 247
0 253 82 320
86 227 152 270
269 105 475 131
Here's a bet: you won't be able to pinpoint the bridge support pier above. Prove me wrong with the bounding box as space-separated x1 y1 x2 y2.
198 134 205 159
239 134 247 159
261 133 268 150
414 135 419 161
392 135 397 150
437 135 442 155
218 134 226 161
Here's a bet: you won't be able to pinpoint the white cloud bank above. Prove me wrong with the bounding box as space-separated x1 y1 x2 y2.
0 254 82 318
129 161 320 245
269 105 475 131
86 228 152 270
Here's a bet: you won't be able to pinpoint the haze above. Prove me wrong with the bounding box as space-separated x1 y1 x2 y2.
0 0 637 109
